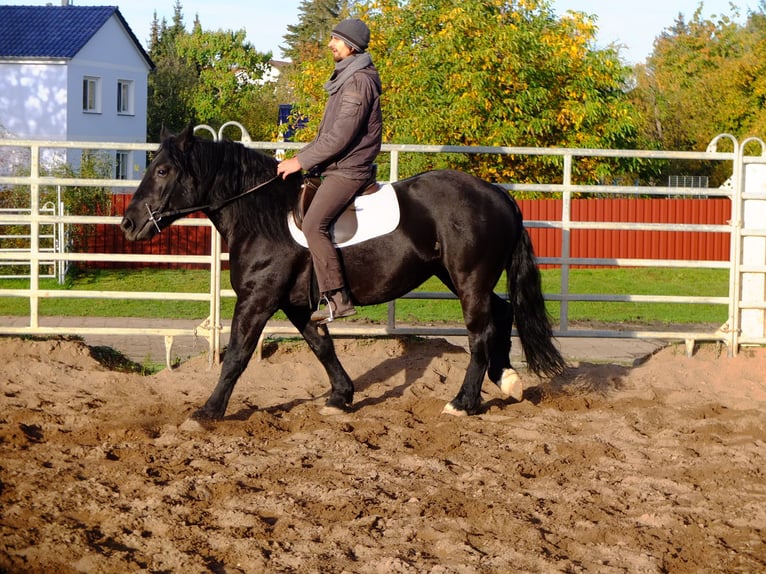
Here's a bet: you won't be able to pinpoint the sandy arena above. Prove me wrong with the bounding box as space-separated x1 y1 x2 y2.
1 335 765 573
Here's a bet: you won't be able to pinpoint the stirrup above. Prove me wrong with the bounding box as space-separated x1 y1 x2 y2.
311 290 356 324
321 293 335 320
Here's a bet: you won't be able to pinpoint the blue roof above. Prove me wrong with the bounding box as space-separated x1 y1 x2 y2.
0 5 153 68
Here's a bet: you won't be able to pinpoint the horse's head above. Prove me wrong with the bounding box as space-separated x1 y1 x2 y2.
121 125 201 241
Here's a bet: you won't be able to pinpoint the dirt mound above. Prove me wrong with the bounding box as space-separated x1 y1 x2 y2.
1 336 765 573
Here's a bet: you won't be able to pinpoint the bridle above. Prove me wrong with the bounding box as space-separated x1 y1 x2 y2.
146 174 280 233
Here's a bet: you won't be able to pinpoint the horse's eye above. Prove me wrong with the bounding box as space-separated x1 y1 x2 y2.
157 167 168 177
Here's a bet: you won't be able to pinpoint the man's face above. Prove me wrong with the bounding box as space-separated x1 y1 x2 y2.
329 36 354 62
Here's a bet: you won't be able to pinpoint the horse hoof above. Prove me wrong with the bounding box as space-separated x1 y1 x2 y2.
319 404 348 416
190 407 224 421
179 418 207 432
499 368 523 401
442 402 468 417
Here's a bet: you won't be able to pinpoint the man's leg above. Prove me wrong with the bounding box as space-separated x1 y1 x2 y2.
303 174 364 322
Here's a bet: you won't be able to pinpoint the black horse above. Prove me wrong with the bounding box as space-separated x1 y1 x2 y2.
120 126 565 418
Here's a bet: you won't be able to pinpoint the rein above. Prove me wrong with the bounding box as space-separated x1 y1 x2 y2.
146 175 280 233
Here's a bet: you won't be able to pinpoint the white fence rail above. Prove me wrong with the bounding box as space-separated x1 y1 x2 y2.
1 128 764 366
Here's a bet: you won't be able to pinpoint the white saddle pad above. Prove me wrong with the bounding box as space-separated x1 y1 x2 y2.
288 183 400 248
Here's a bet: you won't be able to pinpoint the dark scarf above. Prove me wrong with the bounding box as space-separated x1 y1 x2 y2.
323 52 373 95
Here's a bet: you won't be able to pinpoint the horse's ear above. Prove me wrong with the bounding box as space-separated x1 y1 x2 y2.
159 125 172 142
160 124 173 142
176 123 195 152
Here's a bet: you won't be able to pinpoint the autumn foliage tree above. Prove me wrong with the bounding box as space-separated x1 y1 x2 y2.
630 2 766 184
286 0 639 182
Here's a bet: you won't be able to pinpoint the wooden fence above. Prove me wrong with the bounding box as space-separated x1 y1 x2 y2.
81 195 732 269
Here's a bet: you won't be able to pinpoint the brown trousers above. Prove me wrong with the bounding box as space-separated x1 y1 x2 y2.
303 173 366 294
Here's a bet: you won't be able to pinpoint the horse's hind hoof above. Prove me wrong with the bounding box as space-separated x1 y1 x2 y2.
320 404 348 416
322 392 353 415
191 406 225 421
499 368 523 401
179 418 207 432
441 402 468 417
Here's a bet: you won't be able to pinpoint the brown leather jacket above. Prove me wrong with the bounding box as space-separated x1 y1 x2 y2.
297 59 382 181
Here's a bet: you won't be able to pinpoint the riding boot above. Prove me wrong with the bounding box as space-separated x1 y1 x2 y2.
311 288 356 324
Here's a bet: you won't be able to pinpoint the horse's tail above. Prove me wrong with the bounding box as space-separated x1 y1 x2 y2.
507 228 567 377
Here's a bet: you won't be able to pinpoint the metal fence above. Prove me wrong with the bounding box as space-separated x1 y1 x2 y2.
1 126 764 365
0 201 63 281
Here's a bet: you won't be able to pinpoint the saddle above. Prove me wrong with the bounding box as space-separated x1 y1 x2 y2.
293 168 380 244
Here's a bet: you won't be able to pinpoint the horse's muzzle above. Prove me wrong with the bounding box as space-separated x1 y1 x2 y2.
119 215 151 241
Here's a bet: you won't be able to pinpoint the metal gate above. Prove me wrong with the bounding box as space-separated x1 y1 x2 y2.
0 200 65 282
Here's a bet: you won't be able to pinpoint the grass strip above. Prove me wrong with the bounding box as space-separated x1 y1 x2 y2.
0 267 729 326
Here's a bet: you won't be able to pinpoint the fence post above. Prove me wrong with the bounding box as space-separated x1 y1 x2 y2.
29 143 40 328
558 152 573 332
740 156 766 344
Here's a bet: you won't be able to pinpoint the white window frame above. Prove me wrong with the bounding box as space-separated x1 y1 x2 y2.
117 79 134 115
115 151 130 180
82 76 101 113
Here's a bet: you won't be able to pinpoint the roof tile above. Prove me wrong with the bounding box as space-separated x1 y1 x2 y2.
0 5 132 59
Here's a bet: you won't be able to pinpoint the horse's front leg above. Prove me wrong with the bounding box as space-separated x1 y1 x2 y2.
194 306 271 420
284 305 354 411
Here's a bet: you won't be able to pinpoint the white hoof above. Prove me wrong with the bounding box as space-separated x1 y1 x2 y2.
441 402 468 417
499 368 523 401
319 405 347 416
179 418 206 433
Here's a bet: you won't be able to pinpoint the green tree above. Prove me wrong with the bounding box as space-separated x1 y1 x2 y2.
637 6 744 151
741 5 766 146
282 0 351 62
278 0 354 142
287 0 639 183
147 2 197 138
175 25 273 134
630 2 766 183
146 1 279 141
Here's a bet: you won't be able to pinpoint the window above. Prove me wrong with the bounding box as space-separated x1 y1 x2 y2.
117 79 134 115
115 151 130 180
82 76 101 113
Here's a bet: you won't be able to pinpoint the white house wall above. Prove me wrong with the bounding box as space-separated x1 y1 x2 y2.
67 16 148 144
0 61 68 140
66 15 149 178
0 61 68 168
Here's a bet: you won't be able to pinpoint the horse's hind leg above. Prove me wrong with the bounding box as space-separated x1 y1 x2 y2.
487 293 523 401
442 292 494 416
284 305 354 412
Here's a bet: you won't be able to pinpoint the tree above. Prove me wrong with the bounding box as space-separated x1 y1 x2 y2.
630 2 766 183
175 26 273 133
282 0 351 62
147 2 197 138
740 5 766 146
286 0 639 183
146 1 279 141
278 0 354 143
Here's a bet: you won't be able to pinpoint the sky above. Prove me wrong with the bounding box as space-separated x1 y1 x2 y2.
6 0 758 63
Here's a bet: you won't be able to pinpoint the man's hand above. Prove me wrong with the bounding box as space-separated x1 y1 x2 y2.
277 157 302 179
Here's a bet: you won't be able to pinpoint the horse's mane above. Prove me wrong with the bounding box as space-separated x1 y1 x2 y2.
167 135 299 241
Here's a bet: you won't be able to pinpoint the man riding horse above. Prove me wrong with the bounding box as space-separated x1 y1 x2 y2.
276 18 382 324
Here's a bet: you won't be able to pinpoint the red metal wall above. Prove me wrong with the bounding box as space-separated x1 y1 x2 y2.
83 195 731 269
516 198 731 267
83 195 216 269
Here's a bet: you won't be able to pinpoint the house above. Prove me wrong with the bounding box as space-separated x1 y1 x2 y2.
0 2 154 179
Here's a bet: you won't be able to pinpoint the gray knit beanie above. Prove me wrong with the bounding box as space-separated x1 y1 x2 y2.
331 18 370 53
